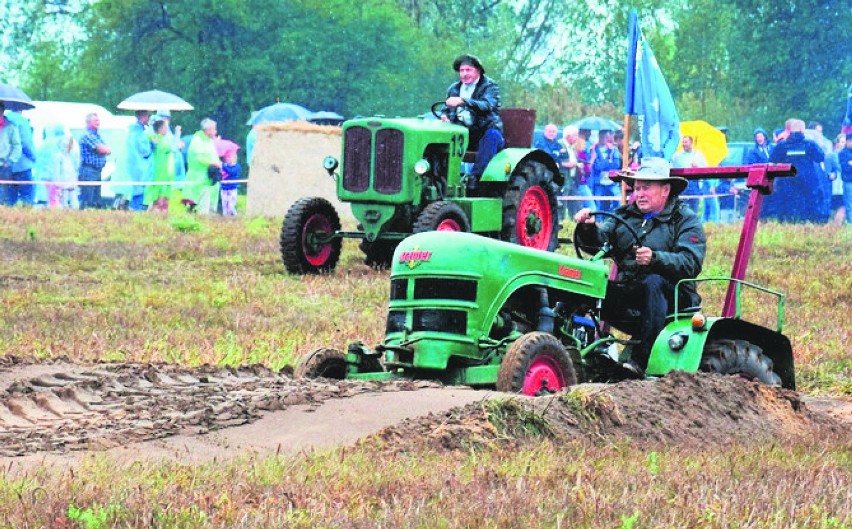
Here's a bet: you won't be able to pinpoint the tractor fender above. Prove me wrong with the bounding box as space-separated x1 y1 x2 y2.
480 148 563 187
648 317 795 389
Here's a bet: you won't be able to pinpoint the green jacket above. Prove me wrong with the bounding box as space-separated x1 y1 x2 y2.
576 199 706 305
183 130 220 204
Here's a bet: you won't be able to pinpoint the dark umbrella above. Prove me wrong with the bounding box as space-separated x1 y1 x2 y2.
0 83 35 111
571 115 622 131
246 103 313 125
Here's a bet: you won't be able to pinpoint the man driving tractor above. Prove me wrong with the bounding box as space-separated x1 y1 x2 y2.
574 157 706 375
440 54 504 193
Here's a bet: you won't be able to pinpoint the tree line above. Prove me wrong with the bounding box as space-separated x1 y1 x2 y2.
2 0 849 142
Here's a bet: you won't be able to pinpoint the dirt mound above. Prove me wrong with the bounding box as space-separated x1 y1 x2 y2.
0 358 848 461
374 372 851 452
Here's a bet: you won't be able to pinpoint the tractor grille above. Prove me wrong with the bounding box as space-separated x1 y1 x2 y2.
412 309 467 335
414 278 477 302
343 126 371 192
389 279 408 300
373 129 403 194
386 310 406 334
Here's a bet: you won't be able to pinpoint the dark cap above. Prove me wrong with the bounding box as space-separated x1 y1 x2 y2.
452 54 485 75
846 133 852 141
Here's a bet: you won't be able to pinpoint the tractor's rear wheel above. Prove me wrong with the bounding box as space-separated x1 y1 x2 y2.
280 197 342 274
501 160 560 251
413 201 471 233
700 339 782 386
294 348 348 380
497 332 577 396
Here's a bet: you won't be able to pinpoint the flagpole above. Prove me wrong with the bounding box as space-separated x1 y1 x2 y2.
620 113 631 204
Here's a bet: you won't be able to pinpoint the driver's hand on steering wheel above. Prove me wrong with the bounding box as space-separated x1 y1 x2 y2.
574 208 596 225
440 115 450 122
445 96 465 108
634 246 653 266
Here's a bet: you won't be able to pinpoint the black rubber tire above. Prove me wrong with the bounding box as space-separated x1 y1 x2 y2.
413 201 471 233
280 197 342 274
700 339 782 386
359 239 398 270
294 348 348 379
497 332 577 396
501 159 561 251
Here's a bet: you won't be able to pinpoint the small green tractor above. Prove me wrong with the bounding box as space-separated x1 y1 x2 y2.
279 107 563 274
295 164 798 395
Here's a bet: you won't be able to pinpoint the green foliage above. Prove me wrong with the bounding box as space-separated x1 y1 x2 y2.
169 214 203 232
67 502 117 529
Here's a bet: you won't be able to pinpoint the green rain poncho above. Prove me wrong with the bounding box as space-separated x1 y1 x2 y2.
183 130 220 206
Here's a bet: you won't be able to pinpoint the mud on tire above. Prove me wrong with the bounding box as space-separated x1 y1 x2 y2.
280 197 342 274
501 159 560 251
497 332 577 396
294 348 348 380
700 339 782 386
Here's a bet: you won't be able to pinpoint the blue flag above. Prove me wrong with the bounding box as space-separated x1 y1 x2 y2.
624 10 680 160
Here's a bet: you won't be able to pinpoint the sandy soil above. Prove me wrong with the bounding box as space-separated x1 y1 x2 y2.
0 357 848 472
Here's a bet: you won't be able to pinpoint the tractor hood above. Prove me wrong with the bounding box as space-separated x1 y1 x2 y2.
391 231 609 300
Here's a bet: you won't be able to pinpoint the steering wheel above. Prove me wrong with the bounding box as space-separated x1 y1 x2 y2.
573 210 643 261
430 101 448 120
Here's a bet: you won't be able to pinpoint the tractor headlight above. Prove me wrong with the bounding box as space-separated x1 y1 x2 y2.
414 159 431 175
668 333 688 351
323 156 339 174
691 312 707 331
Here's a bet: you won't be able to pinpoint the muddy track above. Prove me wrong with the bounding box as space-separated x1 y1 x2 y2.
0 360 439 457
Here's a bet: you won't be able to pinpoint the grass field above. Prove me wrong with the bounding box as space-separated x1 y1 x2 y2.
0 208 849 528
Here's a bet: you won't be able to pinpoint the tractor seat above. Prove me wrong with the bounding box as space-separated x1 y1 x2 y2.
462 108 537 164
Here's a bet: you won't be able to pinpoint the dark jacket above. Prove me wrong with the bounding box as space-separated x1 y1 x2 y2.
576 199 706 305
442 75 502 140
767 131 826 222
745 127 772 165
839 147 852 182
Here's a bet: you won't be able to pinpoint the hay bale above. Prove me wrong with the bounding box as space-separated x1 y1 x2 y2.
246 121 354 220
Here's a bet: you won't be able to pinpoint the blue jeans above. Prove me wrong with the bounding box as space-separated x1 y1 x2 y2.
844 182 852 223
78 165 103 209
470 128 504 178
594 182 619 212
576 184 597 211
3 168 33 206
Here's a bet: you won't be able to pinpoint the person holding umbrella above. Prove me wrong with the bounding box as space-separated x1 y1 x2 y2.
0 101 23 191
184 118 221 214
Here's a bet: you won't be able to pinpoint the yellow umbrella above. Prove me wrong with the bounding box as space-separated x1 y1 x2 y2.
676 120 728 167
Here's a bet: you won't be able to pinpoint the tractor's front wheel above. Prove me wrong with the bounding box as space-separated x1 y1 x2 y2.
413 201 471 233
501 160 560 251
700 339 782 386
497 332 577 396
359 239 398 270
280 197 342 274
294 348 348 380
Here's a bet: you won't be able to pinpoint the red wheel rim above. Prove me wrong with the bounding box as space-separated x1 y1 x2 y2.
522 355 565 396
516 186 552 250
302 213 333 266
436 218 462 231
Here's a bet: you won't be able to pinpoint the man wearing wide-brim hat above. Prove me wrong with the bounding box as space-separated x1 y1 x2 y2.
440 54 503 192
574 156 706 375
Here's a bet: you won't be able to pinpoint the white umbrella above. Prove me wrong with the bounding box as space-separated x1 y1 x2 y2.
117 89 193 111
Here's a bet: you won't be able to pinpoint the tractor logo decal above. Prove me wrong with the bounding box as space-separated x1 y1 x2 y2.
399 247 432 269
558 265 582 279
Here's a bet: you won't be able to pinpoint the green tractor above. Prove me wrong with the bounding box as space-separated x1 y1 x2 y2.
279 107 563 274
294 164 798 395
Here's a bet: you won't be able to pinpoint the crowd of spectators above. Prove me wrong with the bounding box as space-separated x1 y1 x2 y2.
533 117 851 225
0 106 243 215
